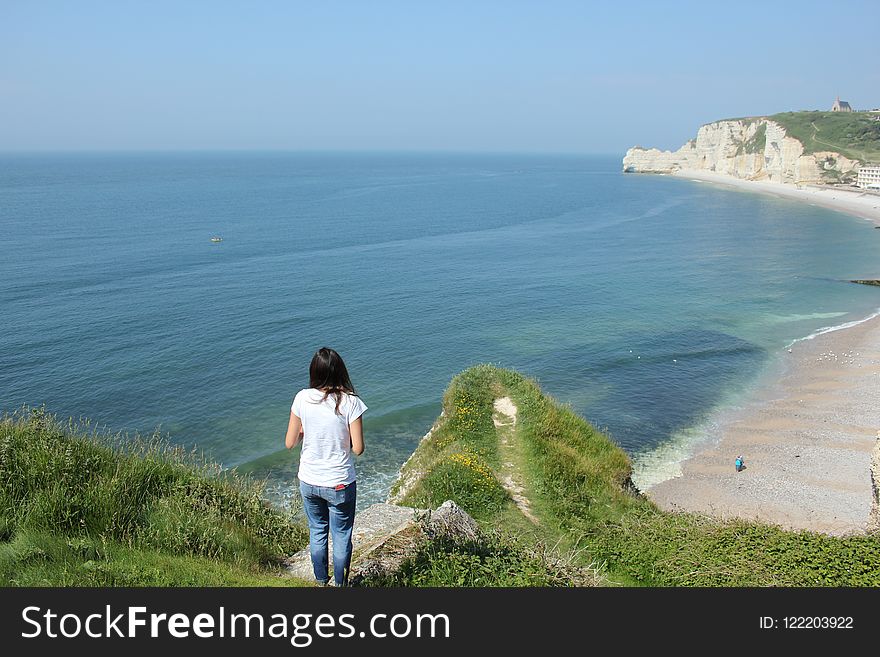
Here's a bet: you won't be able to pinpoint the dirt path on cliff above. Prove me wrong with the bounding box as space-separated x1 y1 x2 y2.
493 397 539 524
810 121 865 162
810 121 839 152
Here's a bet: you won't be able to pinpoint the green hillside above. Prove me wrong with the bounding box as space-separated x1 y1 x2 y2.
768 111 880 163
0 409 310 586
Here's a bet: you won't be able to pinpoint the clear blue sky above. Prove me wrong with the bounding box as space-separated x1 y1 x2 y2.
2 0 878 153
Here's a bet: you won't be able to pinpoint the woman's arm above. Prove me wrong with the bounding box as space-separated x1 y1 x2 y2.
285 412 303 449
349 416 364 455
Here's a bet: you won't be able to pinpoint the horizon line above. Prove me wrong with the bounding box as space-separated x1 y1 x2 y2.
0 147 624 158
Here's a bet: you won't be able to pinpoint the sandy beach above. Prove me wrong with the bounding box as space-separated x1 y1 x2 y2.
672 169 880 225
647 173 880 535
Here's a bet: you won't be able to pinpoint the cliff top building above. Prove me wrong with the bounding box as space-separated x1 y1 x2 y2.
831 97 852 112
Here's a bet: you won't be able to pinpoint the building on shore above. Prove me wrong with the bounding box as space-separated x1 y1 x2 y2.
857 166 880 190
831 97 852 112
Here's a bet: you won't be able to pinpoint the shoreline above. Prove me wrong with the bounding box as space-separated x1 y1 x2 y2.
670 169 880 226
646 305 880 536
642 171 880 535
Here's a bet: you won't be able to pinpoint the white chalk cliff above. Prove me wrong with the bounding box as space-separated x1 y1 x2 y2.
623 119 859 184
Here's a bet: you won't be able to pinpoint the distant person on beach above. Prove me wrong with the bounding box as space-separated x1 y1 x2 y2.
285 347 367 586
735 455 745 472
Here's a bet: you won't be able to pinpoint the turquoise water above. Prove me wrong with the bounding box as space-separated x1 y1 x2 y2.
2 153 879 507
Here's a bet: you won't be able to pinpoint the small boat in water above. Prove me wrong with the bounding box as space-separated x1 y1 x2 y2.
210 236 223 243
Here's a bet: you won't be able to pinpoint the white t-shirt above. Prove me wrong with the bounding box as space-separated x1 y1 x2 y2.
291 388 367 487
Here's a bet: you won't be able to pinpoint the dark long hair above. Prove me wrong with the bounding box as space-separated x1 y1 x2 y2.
309 347 357 414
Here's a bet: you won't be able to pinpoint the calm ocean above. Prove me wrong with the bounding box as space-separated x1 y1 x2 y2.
2 152 879 507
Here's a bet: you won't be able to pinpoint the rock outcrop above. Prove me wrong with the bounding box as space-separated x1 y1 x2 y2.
623 118 860 184
283 500 480 585
350 500 481 586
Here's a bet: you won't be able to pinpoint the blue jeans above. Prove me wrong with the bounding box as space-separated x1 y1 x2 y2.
299 480 357 586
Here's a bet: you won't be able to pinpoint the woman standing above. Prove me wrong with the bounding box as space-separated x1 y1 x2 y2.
285 347 367 586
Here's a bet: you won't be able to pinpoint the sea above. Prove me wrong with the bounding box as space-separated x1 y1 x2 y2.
2 152 879 508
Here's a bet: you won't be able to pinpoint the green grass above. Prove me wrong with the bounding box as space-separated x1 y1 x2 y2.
391 365 880 587
360 531 601 587
0 529 308 586
389 365 507 521
587 507 880 587
768 111 880 164
0 408 310 586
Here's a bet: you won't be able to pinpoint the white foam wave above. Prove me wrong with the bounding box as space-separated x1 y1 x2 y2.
631 422 717 490
785 306 880 348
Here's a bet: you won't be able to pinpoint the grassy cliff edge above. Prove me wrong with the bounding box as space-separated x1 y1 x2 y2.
383 365 880 586
0 408 309 586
